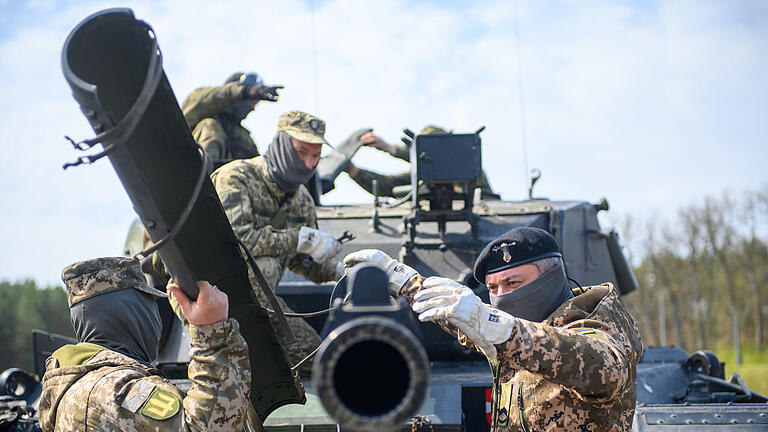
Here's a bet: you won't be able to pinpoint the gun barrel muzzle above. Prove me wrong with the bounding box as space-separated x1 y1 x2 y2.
312 315 430 431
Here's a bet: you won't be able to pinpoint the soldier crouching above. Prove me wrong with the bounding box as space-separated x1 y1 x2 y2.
37 257 251 432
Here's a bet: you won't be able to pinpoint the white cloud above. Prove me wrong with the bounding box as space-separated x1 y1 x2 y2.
0 0 766 285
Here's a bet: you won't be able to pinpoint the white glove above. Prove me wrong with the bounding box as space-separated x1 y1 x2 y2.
296 227 342 263
343 249 418 296
412 277 515 359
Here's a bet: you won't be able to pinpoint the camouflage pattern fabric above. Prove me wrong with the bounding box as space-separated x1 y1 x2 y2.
277 110 328 145
62 257 166 307
211 156 340 374
38 318 251 432
401 277 643 432
181 84 260 165
351 168 411 197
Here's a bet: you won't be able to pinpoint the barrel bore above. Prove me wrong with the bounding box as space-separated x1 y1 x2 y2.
313 316 430 431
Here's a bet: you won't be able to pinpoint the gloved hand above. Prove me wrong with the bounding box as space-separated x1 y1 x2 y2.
245 84 283 102
343 249 418 296
296 227 342 263
412 277 515 359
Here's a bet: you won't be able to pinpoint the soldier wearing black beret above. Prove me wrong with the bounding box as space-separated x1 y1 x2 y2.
344 227 643 431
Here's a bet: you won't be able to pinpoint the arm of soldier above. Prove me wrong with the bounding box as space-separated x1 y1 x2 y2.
349 168 409 197
287 211 344 283
392 144 410 162
496 319 632 402
212 168 299 257
182 84 249 128
169 282 251 431
401 274 483 352
193 118 226 163
289 254 344 284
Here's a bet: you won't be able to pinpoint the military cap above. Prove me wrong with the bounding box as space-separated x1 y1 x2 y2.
277 110 329 146
474 227 562 284
61 257 167 307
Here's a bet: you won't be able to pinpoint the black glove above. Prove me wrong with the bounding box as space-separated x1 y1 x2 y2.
245 84 283 102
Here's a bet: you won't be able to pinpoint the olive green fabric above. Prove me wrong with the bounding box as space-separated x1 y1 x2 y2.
51 342 105 368
181 83 260 165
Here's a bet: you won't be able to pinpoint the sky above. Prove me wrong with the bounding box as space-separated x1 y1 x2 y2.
0 0 766 286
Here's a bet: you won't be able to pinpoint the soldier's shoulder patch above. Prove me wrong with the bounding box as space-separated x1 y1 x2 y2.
139 387 181 421
575 327 610 341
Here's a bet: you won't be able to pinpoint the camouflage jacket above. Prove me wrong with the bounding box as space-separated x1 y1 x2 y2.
181 84 259 165
38 318 251 432
211 156 340 290
402 277 643 432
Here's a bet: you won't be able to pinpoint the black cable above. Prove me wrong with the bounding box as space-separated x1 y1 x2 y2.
237 239 296 344
63 29 163 169
382 190 413 208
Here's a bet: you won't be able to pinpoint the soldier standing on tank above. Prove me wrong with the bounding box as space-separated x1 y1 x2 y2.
181 71 283 169
343 125 499 199
344 227 643 431
37 257 251 432
210 110 344 375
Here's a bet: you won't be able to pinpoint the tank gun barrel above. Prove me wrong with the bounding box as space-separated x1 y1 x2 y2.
312 265 430 431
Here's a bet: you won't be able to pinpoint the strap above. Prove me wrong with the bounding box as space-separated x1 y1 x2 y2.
237 239 296 344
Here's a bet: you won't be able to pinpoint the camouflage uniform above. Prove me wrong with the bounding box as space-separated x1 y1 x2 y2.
350 143 498 199
37 257 251 432
181 83 260 165
401 277 643 432
211 156 337 372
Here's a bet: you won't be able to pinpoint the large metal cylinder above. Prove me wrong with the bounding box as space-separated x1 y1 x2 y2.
313 315 430 431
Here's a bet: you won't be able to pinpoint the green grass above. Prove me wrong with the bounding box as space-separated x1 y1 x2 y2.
713 344 768 397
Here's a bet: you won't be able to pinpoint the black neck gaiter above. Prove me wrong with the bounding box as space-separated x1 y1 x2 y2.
70 289 162 365
489 261 574 322
264 131 315 192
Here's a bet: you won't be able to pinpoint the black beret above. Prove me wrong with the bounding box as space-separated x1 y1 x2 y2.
474 227 562 284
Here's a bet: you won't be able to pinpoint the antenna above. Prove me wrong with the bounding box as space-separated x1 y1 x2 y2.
309 0 320 113
513 0 529 194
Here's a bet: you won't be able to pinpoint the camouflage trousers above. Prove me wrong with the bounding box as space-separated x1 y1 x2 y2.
248 273 322 377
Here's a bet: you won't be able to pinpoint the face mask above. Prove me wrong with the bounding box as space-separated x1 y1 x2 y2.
264 131 316 191
70 289 163 365
489 261 573 322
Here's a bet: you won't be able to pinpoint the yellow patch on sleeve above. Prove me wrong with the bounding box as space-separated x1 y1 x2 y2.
139 387 181 421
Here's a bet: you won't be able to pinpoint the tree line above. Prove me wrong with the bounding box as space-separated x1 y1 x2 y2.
618 188 767 360
0 279 73 373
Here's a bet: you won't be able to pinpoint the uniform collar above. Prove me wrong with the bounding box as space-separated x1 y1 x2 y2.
545 282 615 327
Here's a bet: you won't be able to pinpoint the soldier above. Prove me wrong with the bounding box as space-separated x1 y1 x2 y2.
344 125 499 199
211 110 344 374
37 257 250 432
344 227 643 431
181 71 283 169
